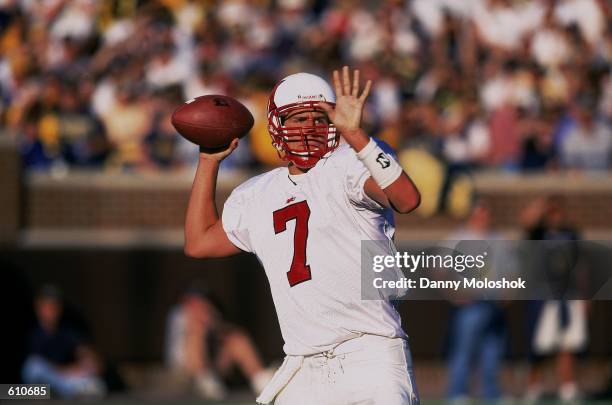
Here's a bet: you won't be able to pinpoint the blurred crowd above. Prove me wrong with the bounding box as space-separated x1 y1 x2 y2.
0 0 610 173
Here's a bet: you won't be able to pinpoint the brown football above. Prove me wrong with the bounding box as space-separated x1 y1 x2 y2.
171 95 254 149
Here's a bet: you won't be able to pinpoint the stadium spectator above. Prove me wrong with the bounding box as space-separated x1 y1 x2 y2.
530 3 573 70
554 0 606 47
487 103 521 169
445 202 507 401
145 44 192 90
144 117 175 169
22 285 106 398
56 81 109 167
441 98 490 169
559 95 612 171
165 285 273 400
472 0 544 53
521 196 589 402
101 83 153 170
519 108 558 171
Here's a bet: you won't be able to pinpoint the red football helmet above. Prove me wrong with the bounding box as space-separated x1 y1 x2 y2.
268 73 338 168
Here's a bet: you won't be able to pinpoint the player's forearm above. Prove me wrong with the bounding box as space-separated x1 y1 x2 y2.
382 174 421 214
351 132 420 214
340 128 370 153
184 157 221 253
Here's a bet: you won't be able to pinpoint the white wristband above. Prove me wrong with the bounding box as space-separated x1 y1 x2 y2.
356 138 403 189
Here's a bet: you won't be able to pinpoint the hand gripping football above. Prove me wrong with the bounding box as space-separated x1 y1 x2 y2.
171 95 254 149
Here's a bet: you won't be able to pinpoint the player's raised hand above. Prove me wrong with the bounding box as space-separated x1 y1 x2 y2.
317 66 372 135
199 138 239 163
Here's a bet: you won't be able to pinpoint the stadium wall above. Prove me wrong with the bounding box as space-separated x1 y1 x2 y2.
0 138 20 245
20 171 612 232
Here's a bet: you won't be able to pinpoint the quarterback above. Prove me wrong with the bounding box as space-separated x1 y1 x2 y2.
185 67 421 404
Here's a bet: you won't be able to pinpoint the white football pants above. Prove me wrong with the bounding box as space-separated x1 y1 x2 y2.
257 334 419 405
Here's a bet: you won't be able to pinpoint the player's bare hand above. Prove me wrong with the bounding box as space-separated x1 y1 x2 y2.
317 66 372 135
199 138 239 163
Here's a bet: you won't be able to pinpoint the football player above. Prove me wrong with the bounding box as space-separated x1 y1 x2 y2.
184 66 421 404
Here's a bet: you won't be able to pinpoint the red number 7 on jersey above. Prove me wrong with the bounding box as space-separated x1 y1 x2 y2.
273 201 312 287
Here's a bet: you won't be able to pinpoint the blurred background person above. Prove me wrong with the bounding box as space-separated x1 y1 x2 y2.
22 285 106 399
559 94 611 172
521 196 589 402
165 285 273 400
445 202 507 402
100 82 153 171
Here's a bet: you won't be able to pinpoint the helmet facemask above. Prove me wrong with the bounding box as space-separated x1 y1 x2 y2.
268 101 339 169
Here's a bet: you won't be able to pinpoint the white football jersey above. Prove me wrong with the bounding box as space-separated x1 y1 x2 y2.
222 143 407 356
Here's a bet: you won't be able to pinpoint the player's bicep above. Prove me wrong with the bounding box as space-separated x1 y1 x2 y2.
210 220 244 256
184 221 242 258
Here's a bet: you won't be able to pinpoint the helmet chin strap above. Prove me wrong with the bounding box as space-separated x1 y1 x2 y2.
277 145 320 170
287 155 318 170
287 162 309 171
